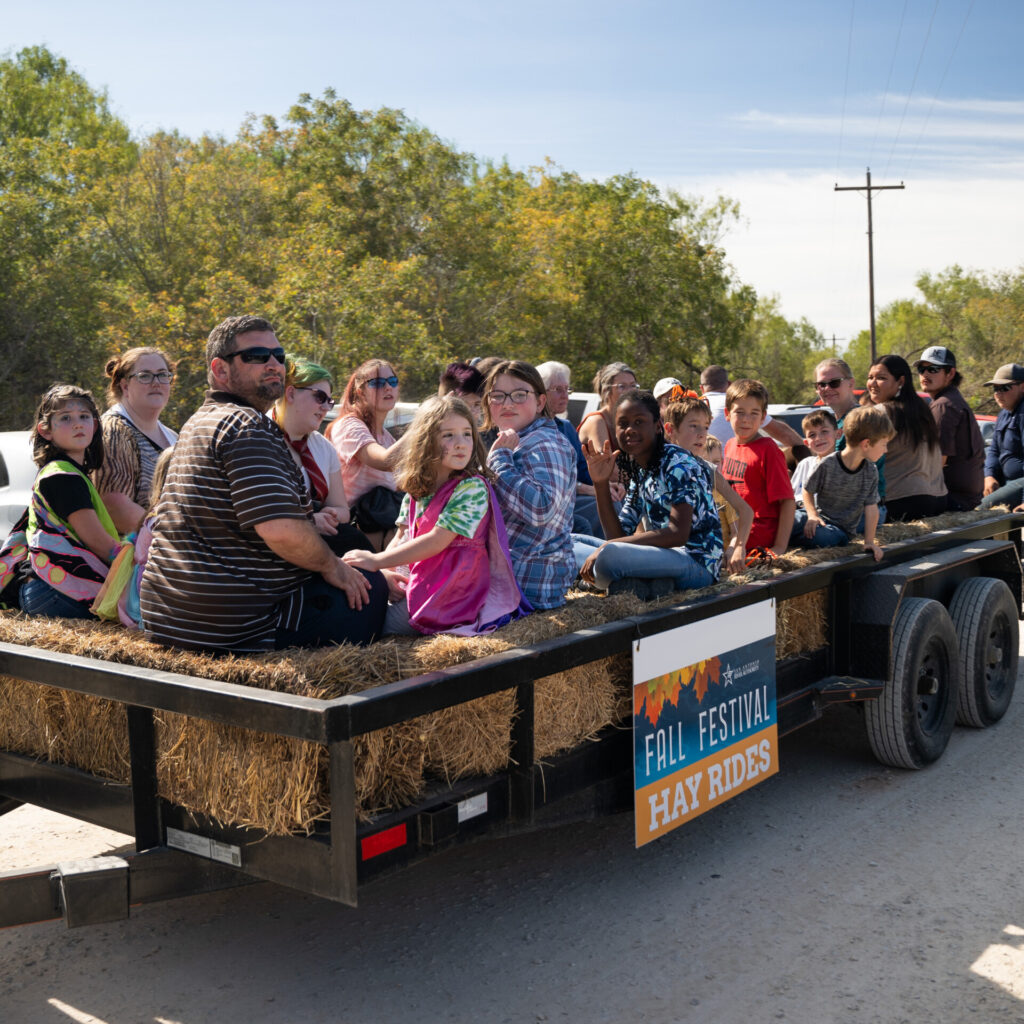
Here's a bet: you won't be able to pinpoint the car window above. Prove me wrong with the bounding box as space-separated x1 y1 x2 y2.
0 452 9 489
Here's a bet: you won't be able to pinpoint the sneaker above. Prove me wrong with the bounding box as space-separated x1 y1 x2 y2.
607 578 652 600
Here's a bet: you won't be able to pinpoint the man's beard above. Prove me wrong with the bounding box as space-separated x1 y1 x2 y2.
227 371 284 412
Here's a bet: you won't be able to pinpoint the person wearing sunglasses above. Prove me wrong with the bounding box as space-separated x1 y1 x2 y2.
913 346 984 511
811 358 860 435
326 358 403 547
980 363 1024 510
140 315 387 653
93 347 179 534
270 358 373 557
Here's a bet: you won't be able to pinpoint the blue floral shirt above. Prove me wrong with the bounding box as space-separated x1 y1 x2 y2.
618 444 723 577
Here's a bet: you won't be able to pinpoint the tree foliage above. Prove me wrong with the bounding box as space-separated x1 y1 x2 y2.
2 46 877 428
844 266 1024 410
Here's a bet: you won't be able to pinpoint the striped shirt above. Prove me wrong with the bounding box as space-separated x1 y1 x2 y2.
140 391 313 652
486 416 576 609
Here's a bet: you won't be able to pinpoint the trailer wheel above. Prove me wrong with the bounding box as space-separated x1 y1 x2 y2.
948 577 1018 728
865 597 960 769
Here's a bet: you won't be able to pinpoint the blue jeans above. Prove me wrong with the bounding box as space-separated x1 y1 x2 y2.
979 478 1024 510
19 576 95 620
790 510 849 548
572 534 715 591
274 573 388 649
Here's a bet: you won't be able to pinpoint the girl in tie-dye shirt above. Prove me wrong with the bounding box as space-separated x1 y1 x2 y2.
343 395 529 636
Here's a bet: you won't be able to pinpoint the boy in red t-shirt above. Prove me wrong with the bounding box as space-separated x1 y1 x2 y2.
720 379 795 557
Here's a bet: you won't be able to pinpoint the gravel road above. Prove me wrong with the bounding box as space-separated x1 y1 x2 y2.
4 650 1024 1024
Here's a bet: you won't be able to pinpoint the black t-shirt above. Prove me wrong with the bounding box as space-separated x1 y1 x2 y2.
37 467 94 521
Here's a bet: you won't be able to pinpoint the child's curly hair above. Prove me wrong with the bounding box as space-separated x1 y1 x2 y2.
30 384 104 470
391 395 491 499
614 389 667 493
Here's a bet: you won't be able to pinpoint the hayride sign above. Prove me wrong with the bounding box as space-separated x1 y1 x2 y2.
632 601 778 847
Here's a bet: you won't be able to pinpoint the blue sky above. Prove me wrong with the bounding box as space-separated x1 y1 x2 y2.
5 0 1022 355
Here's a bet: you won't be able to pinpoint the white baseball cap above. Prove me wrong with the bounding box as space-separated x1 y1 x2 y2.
653 377 683 400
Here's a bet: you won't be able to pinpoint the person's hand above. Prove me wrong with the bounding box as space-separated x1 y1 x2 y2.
381 568 408 602
984 475 999 496
581 439 616 484
491 428 519 451
579 548 602 583
342 548 380 572
864 541 884 562
323 556 372 609
725 543 746 575
803 515 821 540
609 481 626 502
314 509 339 535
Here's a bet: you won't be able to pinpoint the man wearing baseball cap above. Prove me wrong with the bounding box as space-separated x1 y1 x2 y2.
979 362 1024 509
914 346 984 510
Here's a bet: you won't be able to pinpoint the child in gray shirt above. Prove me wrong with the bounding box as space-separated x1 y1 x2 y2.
790 406 895 561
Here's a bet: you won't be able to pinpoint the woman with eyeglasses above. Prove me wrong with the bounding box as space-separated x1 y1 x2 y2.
93 347 179 534
271 358 373 556
326 358 402 545
483 360 576 609
864 354 947 521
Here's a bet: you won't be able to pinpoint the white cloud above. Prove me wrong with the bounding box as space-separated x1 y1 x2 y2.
660 170 1024 352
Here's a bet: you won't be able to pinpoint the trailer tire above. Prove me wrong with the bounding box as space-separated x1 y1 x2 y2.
948 577 1018 728
865 597 960 769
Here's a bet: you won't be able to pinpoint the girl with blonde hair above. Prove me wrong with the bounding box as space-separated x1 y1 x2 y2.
344 395 527 635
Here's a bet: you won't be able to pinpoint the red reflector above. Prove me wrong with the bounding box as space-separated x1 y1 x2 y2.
360 824 407 860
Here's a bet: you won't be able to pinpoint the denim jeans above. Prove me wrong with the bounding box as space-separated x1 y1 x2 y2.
18 575 95 620
572 534 716 590
790 510 850 549
979 478 1024 510
274 573 388 649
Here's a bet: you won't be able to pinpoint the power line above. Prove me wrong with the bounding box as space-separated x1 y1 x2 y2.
882 0 940 179
901 0 977 180
869 0 909 167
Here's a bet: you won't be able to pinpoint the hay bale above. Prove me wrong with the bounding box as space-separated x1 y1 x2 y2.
776 590 828 659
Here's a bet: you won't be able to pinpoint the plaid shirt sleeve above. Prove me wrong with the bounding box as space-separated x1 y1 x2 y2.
487 429 576 526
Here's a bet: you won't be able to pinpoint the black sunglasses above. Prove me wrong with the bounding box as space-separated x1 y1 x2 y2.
813 377 849 391
916 364 948 375
993 382 1021 393
222 346 286 365
296 386 335 408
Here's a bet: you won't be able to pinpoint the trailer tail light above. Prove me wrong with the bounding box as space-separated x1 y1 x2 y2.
360 824 407 861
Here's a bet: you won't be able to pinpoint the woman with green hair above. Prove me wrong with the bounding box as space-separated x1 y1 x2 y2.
272 358 372 555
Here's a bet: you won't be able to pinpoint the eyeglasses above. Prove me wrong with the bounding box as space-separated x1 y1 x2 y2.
128 370 174 385
813 377 851 391
365 375 399 389
993 383 1021 393
547 385 572 396
488 389 537 406
611 381 637 392
917 364 947 375
296 387 335 408
222 346 286 365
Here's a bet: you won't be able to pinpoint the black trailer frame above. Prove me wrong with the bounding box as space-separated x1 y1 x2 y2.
1 513 1021 926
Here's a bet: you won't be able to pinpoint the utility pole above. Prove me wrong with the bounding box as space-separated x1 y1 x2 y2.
835 168 904 365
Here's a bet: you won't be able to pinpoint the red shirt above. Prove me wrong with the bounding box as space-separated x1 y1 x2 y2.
722 435 793 549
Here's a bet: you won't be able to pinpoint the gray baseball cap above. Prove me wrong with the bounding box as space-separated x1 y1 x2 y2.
984 363 1024 386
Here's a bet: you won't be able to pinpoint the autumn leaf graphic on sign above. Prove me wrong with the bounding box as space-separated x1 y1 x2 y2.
634 657 723 725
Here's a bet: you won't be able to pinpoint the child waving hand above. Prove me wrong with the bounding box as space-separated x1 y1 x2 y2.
574 390 723 599
343 396 528 635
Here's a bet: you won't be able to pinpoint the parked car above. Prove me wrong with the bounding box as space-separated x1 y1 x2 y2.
0 431 34 538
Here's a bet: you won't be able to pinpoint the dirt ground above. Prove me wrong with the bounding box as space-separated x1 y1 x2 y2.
4 654 1024 1023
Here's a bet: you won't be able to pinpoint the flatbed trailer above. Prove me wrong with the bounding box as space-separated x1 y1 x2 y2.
2 512 1022 927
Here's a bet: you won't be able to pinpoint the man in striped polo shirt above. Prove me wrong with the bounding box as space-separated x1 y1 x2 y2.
140 315 387 652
